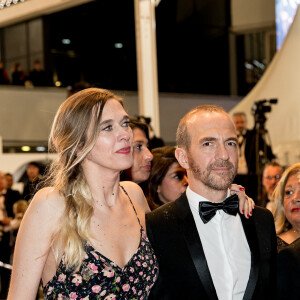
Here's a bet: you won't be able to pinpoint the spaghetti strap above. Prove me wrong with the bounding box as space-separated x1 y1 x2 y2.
119 184 143 228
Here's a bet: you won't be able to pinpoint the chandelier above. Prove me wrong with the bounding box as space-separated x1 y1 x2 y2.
0 0 26 10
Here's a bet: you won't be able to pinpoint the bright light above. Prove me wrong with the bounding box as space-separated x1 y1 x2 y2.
36 146 46 152
62 39 71 45
55 81 62 87
114 43 123 49
244 62 254 70
21 146 31 152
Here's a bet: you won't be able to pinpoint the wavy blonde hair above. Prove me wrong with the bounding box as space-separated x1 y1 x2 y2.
46 88 123 270
273 163 300 235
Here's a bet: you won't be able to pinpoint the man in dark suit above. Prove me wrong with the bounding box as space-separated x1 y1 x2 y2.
146 105 277 299
233 112 275 202
277 238 300 300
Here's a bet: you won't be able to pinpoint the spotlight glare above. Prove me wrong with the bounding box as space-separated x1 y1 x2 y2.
21 146 31 152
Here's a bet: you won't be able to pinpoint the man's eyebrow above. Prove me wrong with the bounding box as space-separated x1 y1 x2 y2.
198 137 217 143
226 137 238 143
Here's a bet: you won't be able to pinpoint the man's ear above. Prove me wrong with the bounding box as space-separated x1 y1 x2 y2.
175 147 189 170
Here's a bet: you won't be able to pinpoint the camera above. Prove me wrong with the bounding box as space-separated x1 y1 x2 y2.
251 98 278 126
252 98 278 116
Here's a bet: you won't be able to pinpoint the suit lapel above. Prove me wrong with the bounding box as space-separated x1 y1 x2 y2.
175 193 218 300
240 213 260 300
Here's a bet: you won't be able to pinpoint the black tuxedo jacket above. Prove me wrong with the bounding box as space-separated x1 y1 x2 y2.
146 193 277 300
277 237 300 300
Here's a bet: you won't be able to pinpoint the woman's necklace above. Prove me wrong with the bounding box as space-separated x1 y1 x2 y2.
292 228 300 236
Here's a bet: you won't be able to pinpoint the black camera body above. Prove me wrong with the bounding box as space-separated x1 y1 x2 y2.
252 98 278 126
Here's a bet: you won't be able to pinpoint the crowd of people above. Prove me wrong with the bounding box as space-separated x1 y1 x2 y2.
0 162 43 298
0 87 299 299
0 60 49 87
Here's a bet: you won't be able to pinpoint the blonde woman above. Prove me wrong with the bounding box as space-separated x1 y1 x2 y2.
8 88 159 299
273 163 300 252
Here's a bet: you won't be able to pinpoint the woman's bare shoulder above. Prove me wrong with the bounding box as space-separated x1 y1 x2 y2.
120 181 150 213
29 187 66 221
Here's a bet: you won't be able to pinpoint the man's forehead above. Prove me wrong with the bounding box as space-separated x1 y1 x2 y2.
187 111 235 129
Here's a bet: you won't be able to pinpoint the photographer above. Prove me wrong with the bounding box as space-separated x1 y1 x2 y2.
233 99 277 202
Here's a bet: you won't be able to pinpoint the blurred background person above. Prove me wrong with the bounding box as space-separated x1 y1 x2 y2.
22 162 42 201
232 112 256 198
3 200 28 263
11 62 26 86
0 171 20 299
147 146 188 210
29 59 48 87
233 111 275 202
136 115 165 149
0 172 20 221
233 112 249 184
0 60 9 85
121 119 153 192
273 163 300 252
260 162 283 211
4 173 13 190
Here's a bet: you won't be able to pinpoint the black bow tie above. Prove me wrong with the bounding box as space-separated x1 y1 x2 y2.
198 194 239 224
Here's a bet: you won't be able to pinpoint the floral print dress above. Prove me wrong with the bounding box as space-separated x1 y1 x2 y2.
43 186 159 299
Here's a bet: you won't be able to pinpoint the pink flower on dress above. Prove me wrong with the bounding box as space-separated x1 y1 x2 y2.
100 290 107 297
138 290 142 296
150 259 153 265
132 287 136 294
122 283 130 292
129 276 134 282
102 266 115 278
58 274 66 282
57 294 64 300
139 271 143 276
136 261 141 266
116 276 121 283
69 292 78 299
88 263 99 273
72 274 82 286
146 276 151 281
130 267 135 273
92 285 101 293
142 262 147 267
47 287 53 295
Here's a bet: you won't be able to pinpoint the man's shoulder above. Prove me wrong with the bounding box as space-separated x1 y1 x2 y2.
253 205 273 217
146 193 188 224
146 201 177 221
251 205 274 223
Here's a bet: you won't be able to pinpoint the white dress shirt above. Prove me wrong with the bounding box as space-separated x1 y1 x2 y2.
187 187 251 300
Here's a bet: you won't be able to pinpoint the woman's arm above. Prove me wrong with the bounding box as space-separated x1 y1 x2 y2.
7 187 64 300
